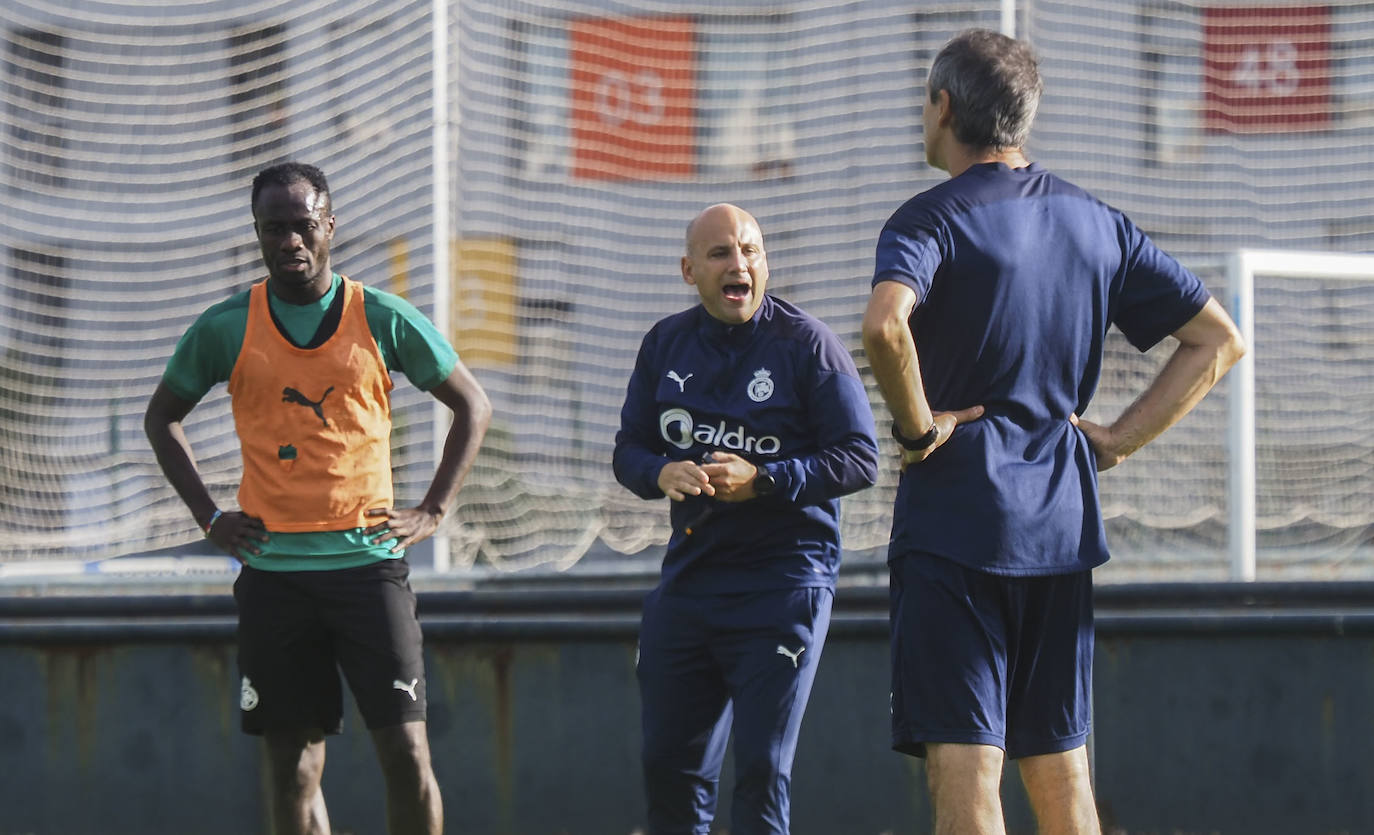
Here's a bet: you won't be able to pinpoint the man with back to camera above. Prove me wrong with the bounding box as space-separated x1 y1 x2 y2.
861 30 1245 834
144 162 492 835
614 203 879 834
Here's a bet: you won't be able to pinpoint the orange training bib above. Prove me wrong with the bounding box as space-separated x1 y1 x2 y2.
227 278 394 532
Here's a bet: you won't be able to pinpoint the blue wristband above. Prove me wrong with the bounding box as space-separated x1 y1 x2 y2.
203 509 223 538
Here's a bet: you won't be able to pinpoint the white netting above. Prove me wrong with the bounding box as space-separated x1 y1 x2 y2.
444 1 998 571
1 0 440 560
3 0 1373 579
1030 1 1374 579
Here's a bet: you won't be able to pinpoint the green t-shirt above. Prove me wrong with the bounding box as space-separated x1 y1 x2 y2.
163 274 459 571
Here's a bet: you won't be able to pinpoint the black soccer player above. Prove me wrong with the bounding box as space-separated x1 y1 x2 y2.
145 162 491 835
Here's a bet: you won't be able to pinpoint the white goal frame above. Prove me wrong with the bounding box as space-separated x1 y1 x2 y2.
1225 249 1374 581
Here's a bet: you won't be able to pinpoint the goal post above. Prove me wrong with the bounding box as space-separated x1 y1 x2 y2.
1226 250 1374 581
430 0 452 572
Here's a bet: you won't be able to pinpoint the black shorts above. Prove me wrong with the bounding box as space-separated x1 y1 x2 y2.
889 552 1093 760
233 558 427 736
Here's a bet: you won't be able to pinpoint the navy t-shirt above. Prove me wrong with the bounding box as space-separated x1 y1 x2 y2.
874 162 1211 575
614 295 879 594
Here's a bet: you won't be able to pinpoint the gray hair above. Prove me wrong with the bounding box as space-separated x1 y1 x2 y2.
927 29 1042 151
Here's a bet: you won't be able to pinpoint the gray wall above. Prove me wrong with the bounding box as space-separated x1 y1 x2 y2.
2 578 1372 834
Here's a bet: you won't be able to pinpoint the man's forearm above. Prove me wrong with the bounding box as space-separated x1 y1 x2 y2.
146 419 218 528
144 383 218 528
1092 297 1245 466
417 404 492 517
1105 339 1240 461
863 327 934 435
862 281 935 435
416 363 493 517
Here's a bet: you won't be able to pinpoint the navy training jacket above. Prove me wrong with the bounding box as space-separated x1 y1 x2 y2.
614 295 878 594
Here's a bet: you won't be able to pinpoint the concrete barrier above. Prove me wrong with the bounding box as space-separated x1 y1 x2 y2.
2 575 1372 834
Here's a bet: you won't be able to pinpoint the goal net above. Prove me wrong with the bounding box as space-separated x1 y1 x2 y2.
1227 251 1374 580
3 0 1373 580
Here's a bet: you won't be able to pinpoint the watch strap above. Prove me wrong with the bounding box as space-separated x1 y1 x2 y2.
891 421 940 451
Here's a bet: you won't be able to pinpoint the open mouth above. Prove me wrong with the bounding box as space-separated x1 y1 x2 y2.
722 282 751 302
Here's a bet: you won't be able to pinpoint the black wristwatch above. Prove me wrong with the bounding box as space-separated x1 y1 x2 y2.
891 421 940 451
752 467 777 497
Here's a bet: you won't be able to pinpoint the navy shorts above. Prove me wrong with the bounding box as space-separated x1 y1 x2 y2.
233 558 427 735
889 552 1092 760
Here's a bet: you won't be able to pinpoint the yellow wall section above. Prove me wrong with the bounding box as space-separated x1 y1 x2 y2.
452 237 518 367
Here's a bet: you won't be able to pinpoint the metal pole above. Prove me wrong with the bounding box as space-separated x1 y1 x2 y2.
1227 252 1256 582
1001 0 1016 36
430 0 452 572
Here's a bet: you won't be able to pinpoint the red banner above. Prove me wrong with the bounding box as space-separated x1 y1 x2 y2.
570 16 696 180
1203 5 1331 134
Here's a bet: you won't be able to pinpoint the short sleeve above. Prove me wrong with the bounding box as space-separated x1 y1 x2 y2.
873 225 942 302
161 294 249 402
1113 224 1212 352
362 287 459 391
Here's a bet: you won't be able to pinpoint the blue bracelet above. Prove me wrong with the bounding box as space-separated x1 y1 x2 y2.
203 509 223 538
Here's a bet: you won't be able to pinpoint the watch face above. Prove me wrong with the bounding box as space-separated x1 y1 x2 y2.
754 472 777 496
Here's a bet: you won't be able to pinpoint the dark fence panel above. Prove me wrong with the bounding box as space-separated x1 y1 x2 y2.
1 579 1372 834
